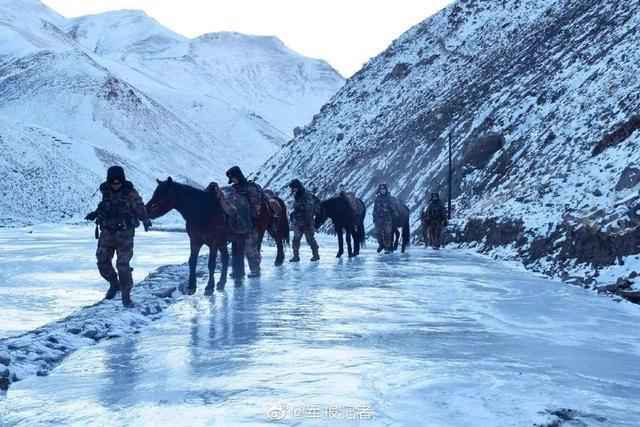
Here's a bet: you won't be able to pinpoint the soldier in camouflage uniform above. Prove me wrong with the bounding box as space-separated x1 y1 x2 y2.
226 166 264 278
85 166 151 307
289 179 320 262
421 192 448 249
373 183 395 254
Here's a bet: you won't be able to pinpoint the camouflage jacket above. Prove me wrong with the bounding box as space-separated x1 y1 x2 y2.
231 181 264 219
292 189 317 228
422 200 448 226
91 181 149 231
373 194 394 225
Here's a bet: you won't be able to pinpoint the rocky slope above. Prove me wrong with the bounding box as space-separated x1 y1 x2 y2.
258 0 640 285
0 0 343 224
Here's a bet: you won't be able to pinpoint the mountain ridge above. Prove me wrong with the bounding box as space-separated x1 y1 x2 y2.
257 0 640 283
0 0 344 225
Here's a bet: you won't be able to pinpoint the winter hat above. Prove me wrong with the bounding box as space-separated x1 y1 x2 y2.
288 179 304 191
226 166 247 185
107 166 125 183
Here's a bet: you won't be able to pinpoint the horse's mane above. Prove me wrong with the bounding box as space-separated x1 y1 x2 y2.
172 181 220 224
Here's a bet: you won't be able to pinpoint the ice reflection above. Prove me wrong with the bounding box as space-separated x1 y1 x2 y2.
1 243 640 426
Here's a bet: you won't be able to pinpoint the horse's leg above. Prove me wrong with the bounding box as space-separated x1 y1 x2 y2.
257 229 265 254
336 224 344 258
232 238 246 281
274 230 285 267
205 245 217 296
393 228 400 251
346 226 354 258
187 240 202 295
218 244 229 290
353 225 360 256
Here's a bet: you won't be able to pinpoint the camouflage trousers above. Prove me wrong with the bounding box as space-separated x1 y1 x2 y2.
96 228 135 292
377 222 394 250
244 230 261 274
424 223 444 249
292 225 319 257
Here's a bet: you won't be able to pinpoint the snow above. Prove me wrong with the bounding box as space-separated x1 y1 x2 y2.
256 0 640 285
0 0 344 224
1 232 640 425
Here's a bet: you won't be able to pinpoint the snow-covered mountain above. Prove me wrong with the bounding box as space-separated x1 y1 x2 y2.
258 0 640 280
0 0 343 224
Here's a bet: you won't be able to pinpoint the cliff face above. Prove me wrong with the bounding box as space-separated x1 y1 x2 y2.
258 0 640 280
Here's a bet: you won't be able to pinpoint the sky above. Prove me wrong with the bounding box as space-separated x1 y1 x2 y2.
42 0 453 77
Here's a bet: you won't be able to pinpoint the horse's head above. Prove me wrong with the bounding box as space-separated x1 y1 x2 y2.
146 177 177 219
314 201 328 229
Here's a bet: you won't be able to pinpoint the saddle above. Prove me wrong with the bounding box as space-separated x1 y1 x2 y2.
262 189 281 219
206 182 252 234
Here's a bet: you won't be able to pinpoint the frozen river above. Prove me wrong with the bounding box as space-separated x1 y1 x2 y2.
1 227 640 426
0 224 190 339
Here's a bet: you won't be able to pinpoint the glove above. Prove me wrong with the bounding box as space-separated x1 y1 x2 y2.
143 220 152 232
85 211 97 221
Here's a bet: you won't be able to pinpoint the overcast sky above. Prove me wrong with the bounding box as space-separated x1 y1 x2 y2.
42 0 452 77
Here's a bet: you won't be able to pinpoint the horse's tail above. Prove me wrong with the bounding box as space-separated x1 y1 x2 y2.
277 197 290 246
359 201 367 248
402 209 410 253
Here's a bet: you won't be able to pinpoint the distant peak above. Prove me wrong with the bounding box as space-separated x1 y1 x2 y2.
79 9 150 19
195 31 287 49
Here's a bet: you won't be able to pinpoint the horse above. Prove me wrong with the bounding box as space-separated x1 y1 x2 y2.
255 190 290 266
315 195 366 258
375 198 411 254
145 177 247 296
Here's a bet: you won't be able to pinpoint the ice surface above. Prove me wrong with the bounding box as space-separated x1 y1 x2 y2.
1 236 639 426
0 224 190 339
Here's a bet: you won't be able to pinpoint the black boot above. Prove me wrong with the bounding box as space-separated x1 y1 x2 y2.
104 279 119 300
120 274 134 307
122 286 134 308
310 247 320 262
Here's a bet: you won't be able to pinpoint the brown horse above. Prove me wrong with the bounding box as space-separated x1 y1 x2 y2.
255 190 290 266
146 177 246 295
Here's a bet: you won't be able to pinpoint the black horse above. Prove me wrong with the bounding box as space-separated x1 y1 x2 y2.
315 196 366 258
146 178 246 295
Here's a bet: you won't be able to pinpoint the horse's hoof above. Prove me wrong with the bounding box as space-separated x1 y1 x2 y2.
336 253 343 258
204 287 214 296
274 260 284 267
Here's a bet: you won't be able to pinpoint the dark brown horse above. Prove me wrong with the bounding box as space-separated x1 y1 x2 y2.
255 190 289 266
146 178 246 295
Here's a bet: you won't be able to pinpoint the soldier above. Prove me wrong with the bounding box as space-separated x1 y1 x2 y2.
226 166 264 278
373 183 394 254
421 192 448 249
288 179 320 262
85 166 151 307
